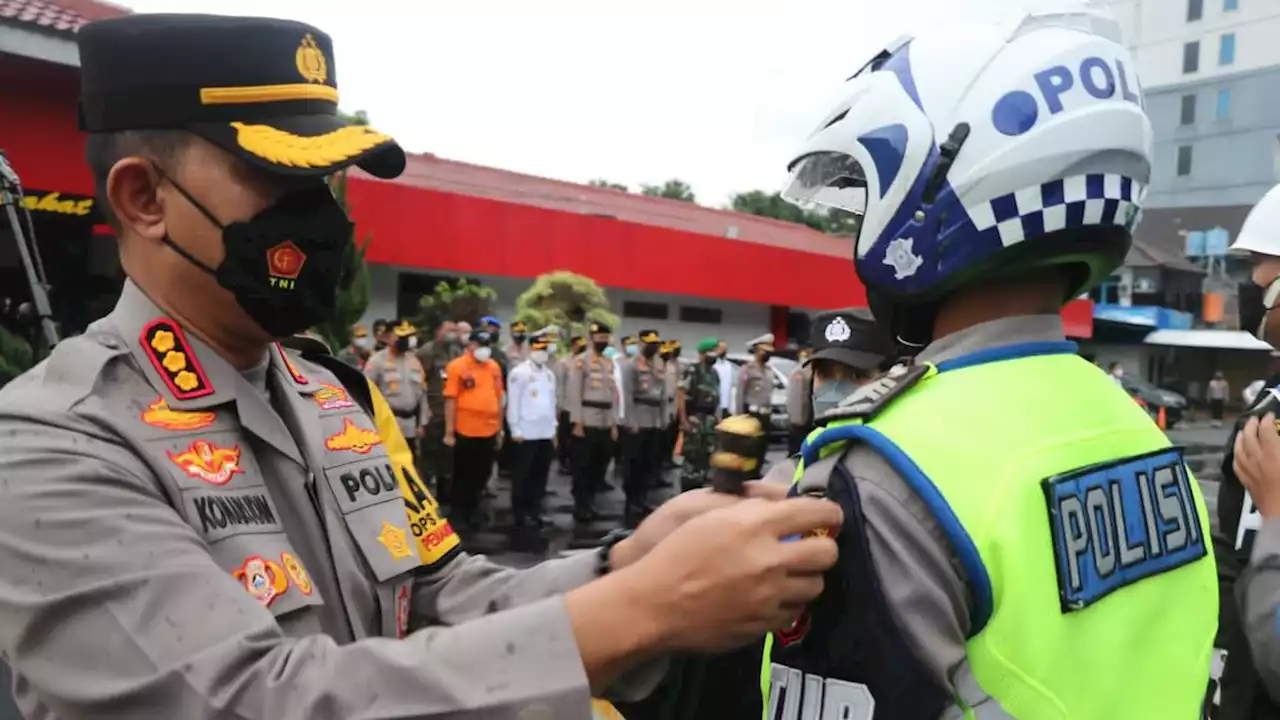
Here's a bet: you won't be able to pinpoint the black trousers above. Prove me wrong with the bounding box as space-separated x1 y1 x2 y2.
452 433 496 524
787 424 810 457
572 427 613 511
511 438 553 524
623 427 662 510
556 411 572 469
1211 398 1226 421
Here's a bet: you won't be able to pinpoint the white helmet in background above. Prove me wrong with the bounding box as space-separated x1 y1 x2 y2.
782 9 1152 346
1230 183 1280 339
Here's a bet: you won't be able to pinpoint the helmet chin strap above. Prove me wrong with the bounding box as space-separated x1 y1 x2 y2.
868 290 935 356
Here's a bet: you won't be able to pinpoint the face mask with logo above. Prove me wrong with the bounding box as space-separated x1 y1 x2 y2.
812 379 857 417
625 344 639 357
163 177 353 338
473 346 493 362
530 349 549 365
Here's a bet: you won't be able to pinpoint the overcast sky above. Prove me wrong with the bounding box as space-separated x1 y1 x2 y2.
117 0 1075 207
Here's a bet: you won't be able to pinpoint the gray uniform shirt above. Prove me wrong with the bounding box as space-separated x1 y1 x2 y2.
792 314 1069 716
1239 519 1280 698
0 281 659 720
620 356 666 431
363 347 429 438
664 358 681 424
565 352 618 429
735 361 772 415
786 366 812 428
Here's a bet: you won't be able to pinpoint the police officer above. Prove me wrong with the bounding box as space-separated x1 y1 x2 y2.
416 319 462 498
363 320 428 447
506 332 557 539
784 352 812 457
661 339 683 479
620 329 666 528
0 14 844 720
750 12 1215 718
335 324 372 369
557 334 587 475
506 320 531 365
372 318 390 352
1213 183 1280 720
734 333 775 467
678 338 722 491
566 321 620 523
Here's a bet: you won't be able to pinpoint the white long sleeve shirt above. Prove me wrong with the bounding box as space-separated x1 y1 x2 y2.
613 357 627 422
714 358 734 412
506 359 558 441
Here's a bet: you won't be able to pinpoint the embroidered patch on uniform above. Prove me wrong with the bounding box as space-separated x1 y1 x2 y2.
376 521 414 560
168 440 244 486
313 383 355 410
140 319 214 400
396 584 411 638
820 363 929 423
140 396 216 431
1043 446 1206 613
324 417 382 454
232 554 289 607
266 241 306 289
279 551 313 595
276 343 309 385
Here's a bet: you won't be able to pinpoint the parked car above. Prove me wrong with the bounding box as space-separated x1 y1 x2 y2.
1119 375 1187 427
724 354 794 438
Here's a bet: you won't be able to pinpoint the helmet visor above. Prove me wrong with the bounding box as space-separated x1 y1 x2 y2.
782 152 868 233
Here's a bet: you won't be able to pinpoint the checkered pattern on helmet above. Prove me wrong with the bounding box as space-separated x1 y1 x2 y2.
963 174 1144 248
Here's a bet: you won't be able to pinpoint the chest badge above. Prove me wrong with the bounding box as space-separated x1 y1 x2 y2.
313 383 356 411
168 440 244 486
279 551 313 595
140 396 216 431
233 555 289 607
325 417 382 454
377 521 414 560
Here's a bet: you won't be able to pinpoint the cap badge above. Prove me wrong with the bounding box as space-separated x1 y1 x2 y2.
883 236 923 280
824 316 852 343
295 33 328 84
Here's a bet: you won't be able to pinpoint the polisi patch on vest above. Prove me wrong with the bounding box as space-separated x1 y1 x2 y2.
324 458 402 515
1043 446 1205 613
818 363 929 424
992 55 1140 137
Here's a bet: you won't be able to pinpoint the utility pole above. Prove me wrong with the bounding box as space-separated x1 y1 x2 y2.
0 150 60 351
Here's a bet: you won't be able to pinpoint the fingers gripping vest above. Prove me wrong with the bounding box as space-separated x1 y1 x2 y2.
762 343 1218 719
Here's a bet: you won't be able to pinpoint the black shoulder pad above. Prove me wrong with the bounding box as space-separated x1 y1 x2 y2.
304 352 375 417
816 362 929 425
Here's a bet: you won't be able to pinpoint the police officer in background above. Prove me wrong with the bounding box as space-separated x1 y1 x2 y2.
372 318 390 351
416 319 462 498
784 348 812 457
0 14 845 719
566 321 619 523
506 332 557 548
734 333 775 469
506 320 531 365
661 339 683 478
746 12 1215 718
557 334 587 475
619 329 666 528
363 319 429 447
678 338 722 491
335 324 372 369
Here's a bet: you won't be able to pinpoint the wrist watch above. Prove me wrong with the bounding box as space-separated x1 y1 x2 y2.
595 528 633 577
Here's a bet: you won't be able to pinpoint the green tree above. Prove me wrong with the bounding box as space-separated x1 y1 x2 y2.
513 271 619 349
588 179 629 192
640 179 697 203
339 108 370 126
415 278 499 334
0 325 35 388
311 170 372 352
728 189 862 236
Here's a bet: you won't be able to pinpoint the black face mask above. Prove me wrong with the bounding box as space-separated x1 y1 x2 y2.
592 341 609 354
642 344 658 358
1240 281 1267 338
512 334 526 345
702 355 716 367
395 337 412 352
163 178 354 338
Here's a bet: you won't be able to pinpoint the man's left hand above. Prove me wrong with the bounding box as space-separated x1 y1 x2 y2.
609 482 791 570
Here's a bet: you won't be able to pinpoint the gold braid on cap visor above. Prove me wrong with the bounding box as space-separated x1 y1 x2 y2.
228 121 393 169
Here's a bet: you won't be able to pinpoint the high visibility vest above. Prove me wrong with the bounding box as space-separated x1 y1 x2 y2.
762 345 1217 718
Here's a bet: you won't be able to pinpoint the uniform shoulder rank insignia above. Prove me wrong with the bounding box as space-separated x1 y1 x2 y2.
276 343 310 385
818 362 930 424
140 319 213 400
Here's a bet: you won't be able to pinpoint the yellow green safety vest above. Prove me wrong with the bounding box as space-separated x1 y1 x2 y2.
762 346 1217 718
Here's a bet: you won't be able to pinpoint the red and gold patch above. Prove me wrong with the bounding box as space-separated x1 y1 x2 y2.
168 439 244 486
313 383 355 411
775 608 812 647
140 319 213 400
279 551 313 595
266 240 306 289
140 396 216 431
232 555 289 607
276 343 309 385
324 417 381 454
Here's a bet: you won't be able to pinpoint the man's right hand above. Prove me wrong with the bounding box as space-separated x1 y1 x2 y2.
443 432 456 447
625 496 841 652
573 423 585 437
511 434 524 444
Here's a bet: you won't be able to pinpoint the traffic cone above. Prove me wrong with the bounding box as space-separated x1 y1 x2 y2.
1157 406 1167 430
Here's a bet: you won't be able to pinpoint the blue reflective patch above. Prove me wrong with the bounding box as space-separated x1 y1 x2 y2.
1043 447 1206 613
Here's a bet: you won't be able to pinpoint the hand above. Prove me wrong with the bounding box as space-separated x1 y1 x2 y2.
443 433 456 447
610 482 790 570
620 496 842 652
495 433 504 451
611 426 619 441
573 423 585 438
415 426 425 439
511 434 524 444
1235 414 1280 518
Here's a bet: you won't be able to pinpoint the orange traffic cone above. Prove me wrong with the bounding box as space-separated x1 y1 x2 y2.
1156 406 1167 430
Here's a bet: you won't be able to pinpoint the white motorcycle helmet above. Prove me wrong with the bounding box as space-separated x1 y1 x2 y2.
782 9 1153 347
1229 183 1280 339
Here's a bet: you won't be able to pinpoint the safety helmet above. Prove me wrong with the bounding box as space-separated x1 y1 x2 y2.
782 9 1151 346
1230 183 1280 258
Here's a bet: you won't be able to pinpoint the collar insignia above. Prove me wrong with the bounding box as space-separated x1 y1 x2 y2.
140 319 213 400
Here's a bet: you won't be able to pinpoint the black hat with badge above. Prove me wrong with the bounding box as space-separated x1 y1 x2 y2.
76 14 405 179
808 307 894 371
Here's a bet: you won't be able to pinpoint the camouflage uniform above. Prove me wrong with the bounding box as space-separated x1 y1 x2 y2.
415 338 460 497
678 360 720 490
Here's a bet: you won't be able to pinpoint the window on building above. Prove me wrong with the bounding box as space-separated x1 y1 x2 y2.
1219 33 1236 65
1188 0 1204 20
1183 41 1200 73
1177 145 1194 176
1224 0 1238 10
1216 88 1232 119
1180 94 1196 125
622 300 669 320
678 305 723 324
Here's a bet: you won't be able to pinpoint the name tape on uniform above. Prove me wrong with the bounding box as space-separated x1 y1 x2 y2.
1043 447 1206 613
